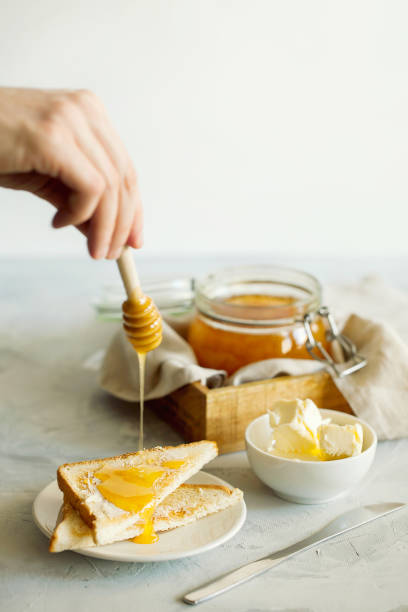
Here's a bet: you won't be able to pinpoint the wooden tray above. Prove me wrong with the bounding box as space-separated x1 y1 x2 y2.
149 371 352 454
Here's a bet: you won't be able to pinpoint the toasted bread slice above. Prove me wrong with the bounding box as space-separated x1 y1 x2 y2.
153 483 243 532
57 441 217 545
49 483 243 552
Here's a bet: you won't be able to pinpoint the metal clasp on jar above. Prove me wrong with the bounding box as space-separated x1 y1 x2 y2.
303 306 367 378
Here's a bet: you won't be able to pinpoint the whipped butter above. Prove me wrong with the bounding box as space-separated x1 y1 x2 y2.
267 399 364 461
319 423 363 459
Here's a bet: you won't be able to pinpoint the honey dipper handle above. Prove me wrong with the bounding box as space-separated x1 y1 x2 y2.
116 247 143 301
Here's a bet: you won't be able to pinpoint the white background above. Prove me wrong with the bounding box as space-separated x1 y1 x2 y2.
1 0 407 258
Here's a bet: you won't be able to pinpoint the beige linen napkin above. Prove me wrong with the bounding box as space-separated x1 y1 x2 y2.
100 320 225 402
335 314 408 440
100 277 408 441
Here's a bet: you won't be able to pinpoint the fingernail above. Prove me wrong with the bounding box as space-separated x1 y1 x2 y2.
107 247 122 260
135 231 144 248
52 211 70 229
92 244 109 260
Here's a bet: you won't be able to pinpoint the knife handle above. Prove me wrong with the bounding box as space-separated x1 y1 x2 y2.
183 556 287 605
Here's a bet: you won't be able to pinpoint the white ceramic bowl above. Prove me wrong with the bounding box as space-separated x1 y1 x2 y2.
245 409 377 504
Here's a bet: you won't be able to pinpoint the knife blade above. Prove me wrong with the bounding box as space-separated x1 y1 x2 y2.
183 502 405 605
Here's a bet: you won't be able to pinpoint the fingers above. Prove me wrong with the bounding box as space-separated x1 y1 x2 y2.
66 91 143 259
40 138 104 230
27 89 143 259
104 184 133 259
53 104 121 258
86 103 144 256
126 188 144 249
86 185 120 259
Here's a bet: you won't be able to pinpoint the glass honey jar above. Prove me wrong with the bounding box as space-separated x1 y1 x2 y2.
188 266 329 375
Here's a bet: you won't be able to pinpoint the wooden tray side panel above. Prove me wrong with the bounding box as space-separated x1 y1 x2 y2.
205 371 351 453
150 372 352 455
148 382 208 443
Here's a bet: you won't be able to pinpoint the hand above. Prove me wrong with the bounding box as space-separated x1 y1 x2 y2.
0 87 143 259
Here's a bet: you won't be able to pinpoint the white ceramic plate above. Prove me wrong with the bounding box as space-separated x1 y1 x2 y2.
32 470 246 562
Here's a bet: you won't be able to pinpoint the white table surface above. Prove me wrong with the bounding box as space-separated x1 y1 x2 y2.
1 255 408 612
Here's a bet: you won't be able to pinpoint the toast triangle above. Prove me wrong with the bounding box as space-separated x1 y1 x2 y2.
56 441 218 545
50 483 243 552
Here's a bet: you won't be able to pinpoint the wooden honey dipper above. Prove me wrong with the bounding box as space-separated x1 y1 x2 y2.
116 246 163 449
116 246 163 354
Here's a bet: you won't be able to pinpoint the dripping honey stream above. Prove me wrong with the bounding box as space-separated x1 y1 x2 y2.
137 352 146 450
115 248 164 543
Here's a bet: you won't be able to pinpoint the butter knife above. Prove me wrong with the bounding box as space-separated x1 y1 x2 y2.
183 502 405 605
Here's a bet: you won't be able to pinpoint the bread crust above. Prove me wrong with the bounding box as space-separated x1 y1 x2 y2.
56 471 97 530
177 483 233 494
57 440 217 472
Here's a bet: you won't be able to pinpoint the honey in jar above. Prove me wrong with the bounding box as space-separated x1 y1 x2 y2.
188 266 328 375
